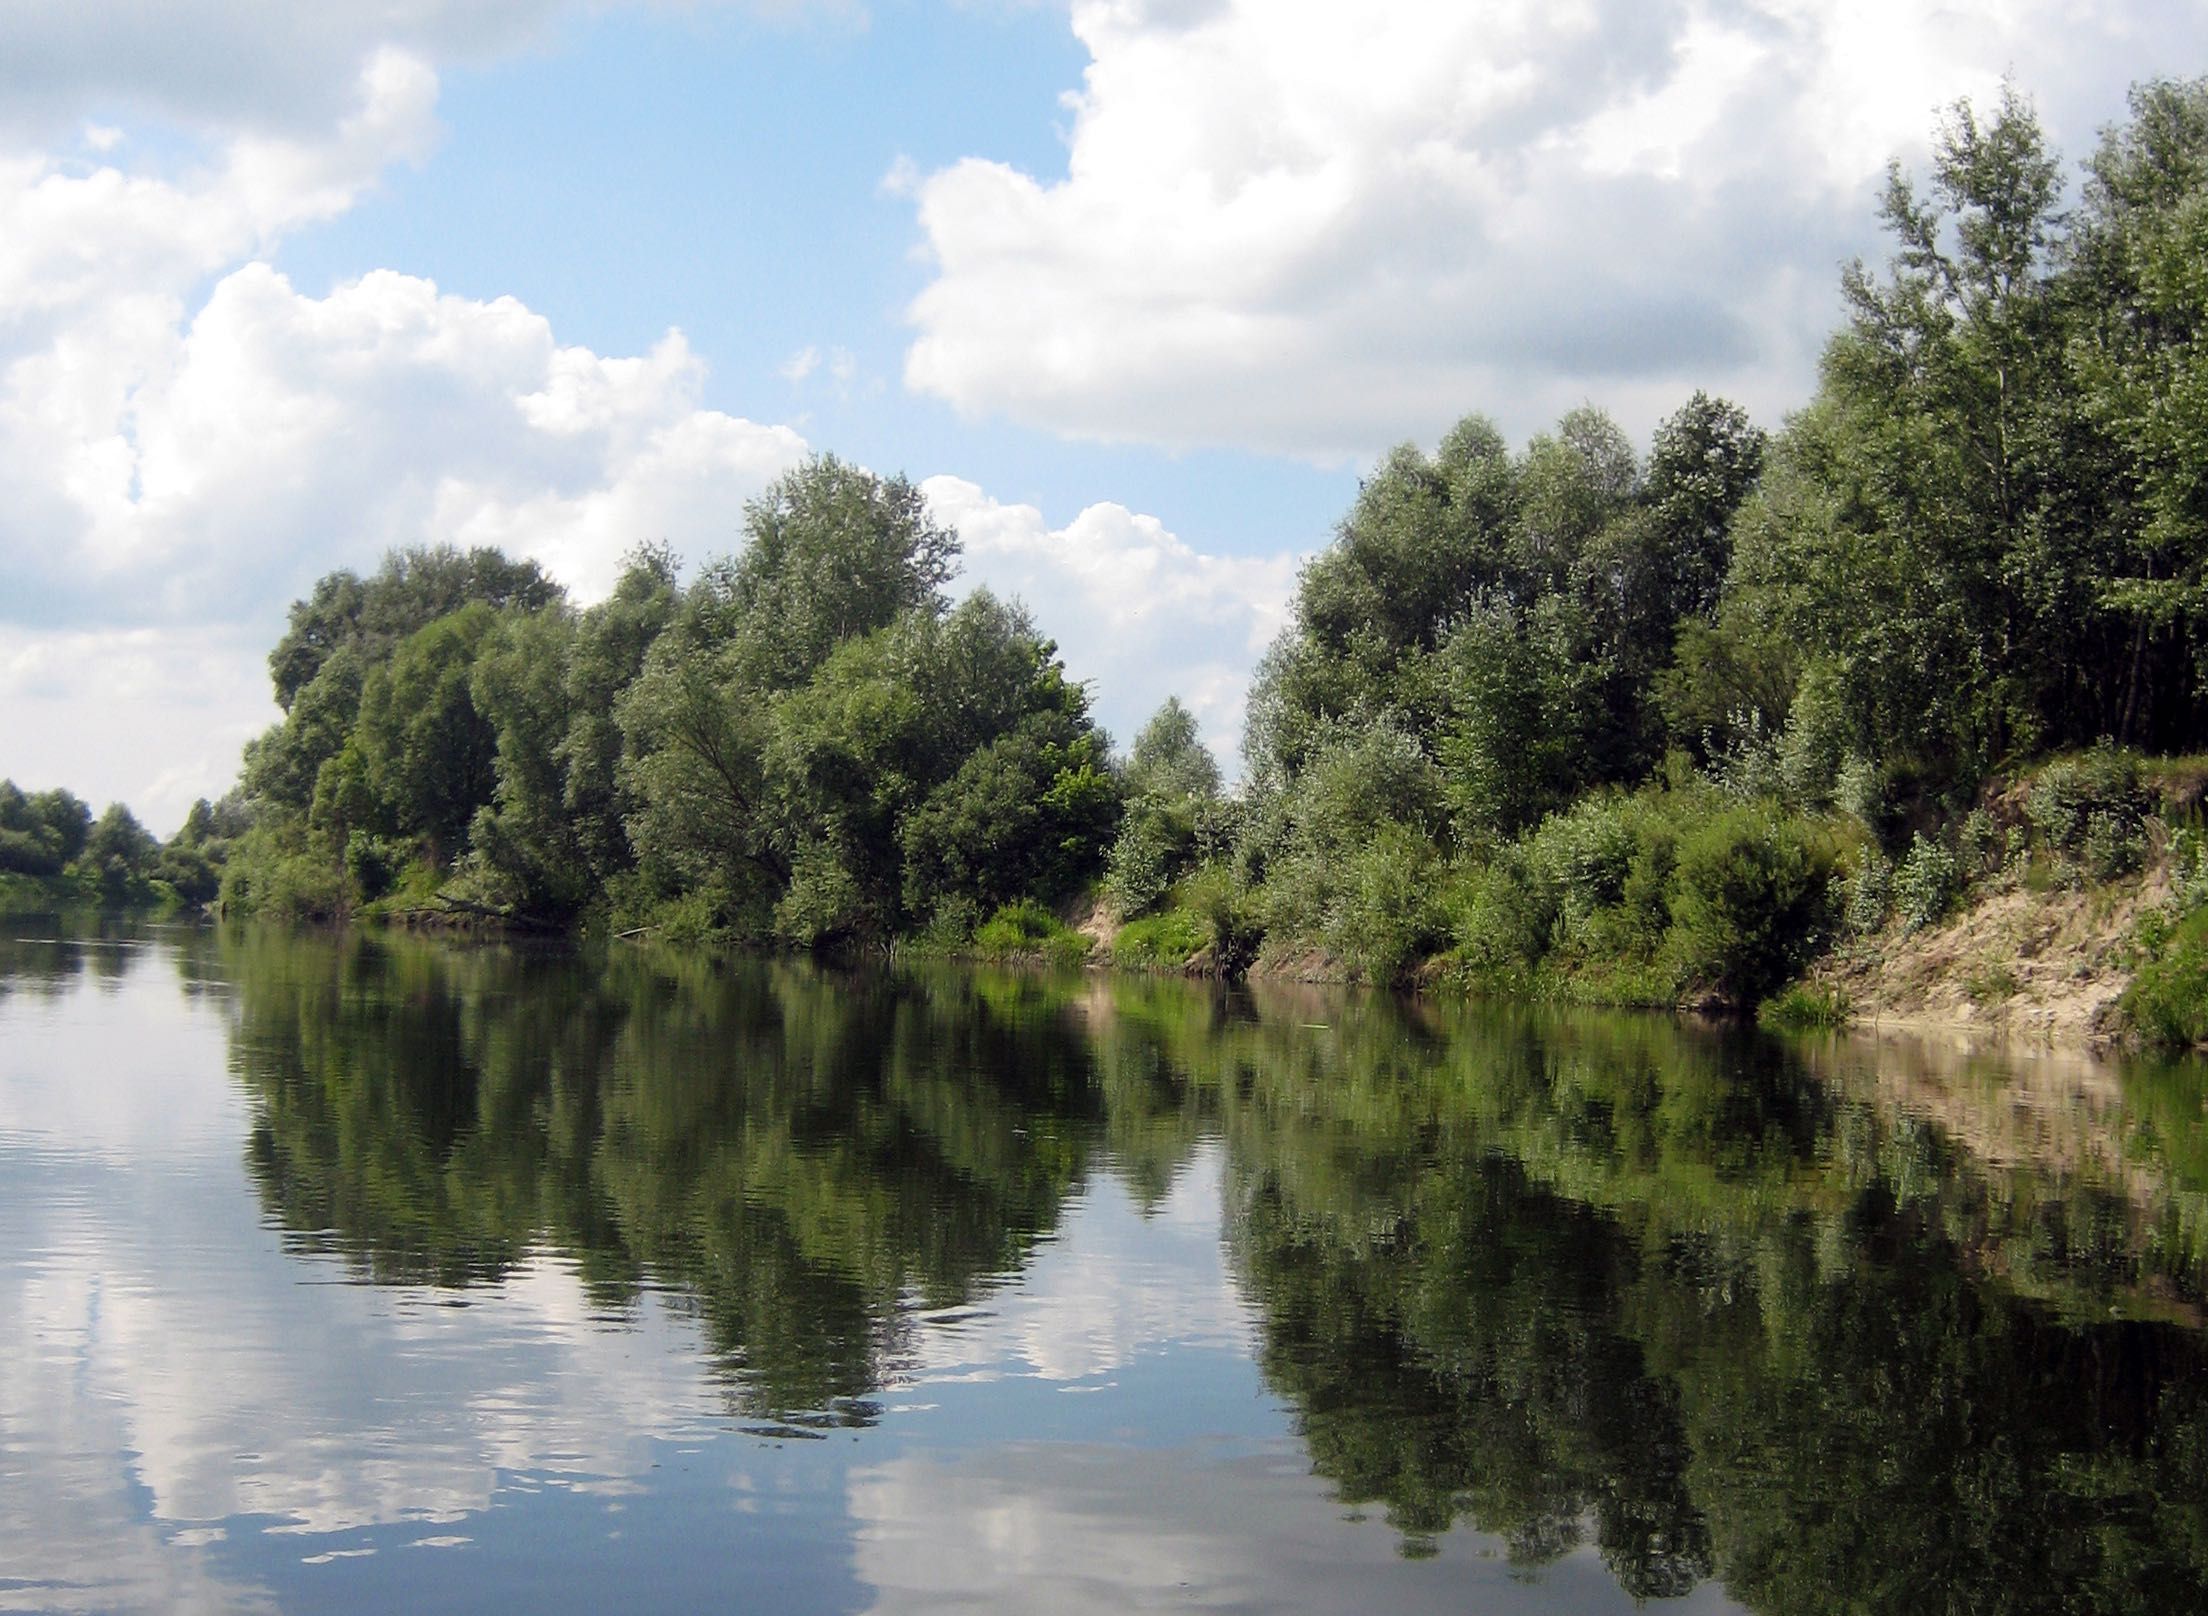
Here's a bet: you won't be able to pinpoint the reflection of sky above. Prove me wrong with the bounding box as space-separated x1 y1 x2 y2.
848 1444 1749 1616
0 932 1747 1614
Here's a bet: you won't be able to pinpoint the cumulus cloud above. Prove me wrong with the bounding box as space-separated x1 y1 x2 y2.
0 41 813 824
0 624 273 831
901 0 2208 457
926 476 1300 767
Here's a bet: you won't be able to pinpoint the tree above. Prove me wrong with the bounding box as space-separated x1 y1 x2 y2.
1124 697 1221 803
718 455 958 691
2066 76 2208 748
467 607 588 919
353 604 501 863
558 544 679 881
80 802 158 901
1795 85 2102 769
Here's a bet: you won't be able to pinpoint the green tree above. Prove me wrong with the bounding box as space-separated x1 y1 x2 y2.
2066 76 2208 747
79 802 158 901
717 455 958 691
353 603 502 864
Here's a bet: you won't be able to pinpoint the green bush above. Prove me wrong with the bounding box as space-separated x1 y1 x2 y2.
2120 906 2208 1051
1105 800 1191 917
1893 833 1960 930
1526 795 1640 925
220 842 350 922
1444 854 1548 987
1964 963 2020 1005
2080 808 2147 882
1326 822 1449 982
1758 981 1852 1030
1957 808 2000 875
654 889 728 950
972 899 1090 967
2028 746 2149 878
1665 804 1834 1006
1841 845 1892 934
344 831 410 902
1113 907 1208 968
1179 864 1262 977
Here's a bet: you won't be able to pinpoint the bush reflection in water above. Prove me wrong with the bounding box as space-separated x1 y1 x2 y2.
129 925 2208 1611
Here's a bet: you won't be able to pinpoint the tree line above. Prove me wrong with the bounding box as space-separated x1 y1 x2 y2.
21 79 2208 1012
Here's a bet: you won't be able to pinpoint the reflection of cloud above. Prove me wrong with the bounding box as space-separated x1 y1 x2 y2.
897 1144 1257 1386
849 1442 1745 1615
0 943 742 1599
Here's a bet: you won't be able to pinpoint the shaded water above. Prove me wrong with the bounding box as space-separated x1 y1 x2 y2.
4 918 2208 1613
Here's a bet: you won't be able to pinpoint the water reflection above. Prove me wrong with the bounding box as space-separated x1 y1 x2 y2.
2 922 2206 1613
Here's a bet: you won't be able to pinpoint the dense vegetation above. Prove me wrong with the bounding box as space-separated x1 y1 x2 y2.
20 79 2208 1037
0 779 242 912
1112 78 2208 1024
217 457 1116 946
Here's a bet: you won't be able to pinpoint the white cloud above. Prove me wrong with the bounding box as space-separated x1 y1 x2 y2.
926 475 1300 768
0 43 812 824
901 0 2208 457
0 624 274 831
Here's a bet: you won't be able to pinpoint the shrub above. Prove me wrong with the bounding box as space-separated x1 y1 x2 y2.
1841 845 1892 935
1527 796 1639 924
1105 800 1190 917
1445 854 1548 986
345 831 410 902
1833 753 1884 829
1758 981 1852 1030
655 889 727 950
2121 907 2208 1051
220 842 350 922
1181 864 1263 977
1893 833 1960 931
1964 964 2020 1005
1665 805 1834 1006
972 899 1089 967
1326 821 1448 983
2080 808 2147 882
1113 907 1208 968
2028 745 2149 876
1957 808 2000 876
774 842 869 946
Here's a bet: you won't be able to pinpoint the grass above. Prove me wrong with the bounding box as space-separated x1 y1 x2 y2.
1112 907 1209 969
971 900 1091 968
1757 982 1853 1031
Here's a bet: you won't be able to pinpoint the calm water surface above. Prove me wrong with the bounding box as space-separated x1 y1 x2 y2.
5 918 2208 1613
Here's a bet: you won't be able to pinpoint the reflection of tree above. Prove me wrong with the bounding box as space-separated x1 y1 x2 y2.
0 915 159 1001
198 926 2208 1608
1148 995 2208 1610
221 932 1108 1420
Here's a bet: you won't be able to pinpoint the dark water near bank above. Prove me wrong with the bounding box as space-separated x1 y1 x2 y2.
5 921 2208 1613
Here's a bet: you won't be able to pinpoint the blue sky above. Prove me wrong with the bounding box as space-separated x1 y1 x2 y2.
268 3 1354 554
3 0 2203 829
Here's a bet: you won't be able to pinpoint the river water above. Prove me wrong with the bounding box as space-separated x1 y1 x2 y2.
4 918 2207 1613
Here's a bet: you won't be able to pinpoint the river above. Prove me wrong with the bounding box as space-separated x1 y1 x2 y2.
4 917 2206 1613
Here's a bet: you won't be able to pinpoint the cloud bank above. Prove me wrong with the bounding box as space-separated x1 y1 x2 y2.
902 0 2208 457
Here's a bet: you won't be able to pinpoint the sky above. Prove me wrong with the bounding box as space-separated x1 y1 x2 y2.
3 0 2205 832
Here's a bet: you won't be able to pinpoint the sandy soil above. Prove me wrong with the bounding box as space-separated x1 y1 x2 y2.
1820 867 2172 1048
